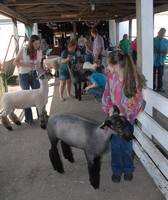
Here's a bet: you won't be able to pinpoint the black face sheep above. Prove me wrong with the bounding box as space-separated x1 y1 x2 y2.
0 71 51 130
47 107 133 189
67 61 94 101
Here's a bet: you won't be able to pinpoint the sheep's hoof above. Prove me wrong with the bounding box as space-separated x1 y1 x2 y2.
57 169 65 174
41 124 46 129
90 182 99 190
6 126 13 131
15 121 21 126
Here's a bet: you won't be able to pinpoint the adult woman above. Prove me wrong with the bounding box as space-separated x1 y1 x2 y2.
59 40 80 102
13 35 42 125
118 34 131 55
102 50 145 183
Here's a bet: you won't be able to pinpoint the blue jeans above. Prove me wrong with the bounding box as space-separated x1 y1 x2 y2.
85 53 93 64
19 72 40 122
87 87 104 98
111 120 135 176
153 65 164 90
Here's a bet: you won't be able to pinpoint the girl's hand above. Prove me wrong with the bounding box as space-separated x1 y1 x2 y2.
109 107 114 116
85 86 89 91
29 63 35 68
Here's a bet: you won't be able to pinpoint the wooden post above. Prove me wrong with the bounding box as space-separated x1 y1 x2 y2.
136 0 153 89
12 18 19 55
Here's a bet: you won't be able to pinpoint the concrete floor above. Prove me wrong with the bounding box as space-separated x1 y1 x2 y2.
0 75 166 200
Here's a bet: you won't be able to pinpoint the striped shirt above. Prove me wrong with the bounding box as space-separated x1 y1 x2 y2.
102 72 144 121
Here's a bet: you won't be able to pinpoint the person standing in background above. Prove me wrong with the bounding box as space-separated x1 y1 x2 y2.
130 37 137 64
103 32 110 50
59 41 81 102
13 35 42 125
77 34 87 55
118 34 131 55
85 34 94 64
91 27 104 73
41 38 48 55
61 34 67 51
41 37 48 64
153 28 168 93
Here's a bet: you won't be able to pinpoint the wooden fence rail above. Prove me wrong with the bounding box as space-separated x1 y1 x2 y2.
134 88 168 199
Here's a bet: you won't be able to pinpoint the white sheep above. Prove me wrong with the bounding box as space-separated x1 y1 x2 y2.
0 71 50 130
83 61 98 71
44 56 61 77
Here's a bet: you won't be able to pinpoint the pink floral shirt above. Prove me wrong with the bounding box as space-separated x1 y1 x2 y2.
102 72 144 121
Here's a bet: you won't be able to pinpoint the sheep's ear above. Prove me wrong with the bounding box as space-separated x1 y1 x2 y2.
99 118 112 129
99 122 106 129
113 105 120 115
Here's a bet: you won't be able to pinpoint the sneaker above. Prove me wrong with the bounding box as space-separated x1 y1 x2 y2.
158 88 165 93
59 97 65 102
112 174 121 183
124 174 133 181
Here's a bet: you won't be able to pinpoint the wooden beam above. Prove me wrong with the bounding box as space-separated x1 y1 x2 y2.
154 4 168 13
5 0 135 6
0 3 28 24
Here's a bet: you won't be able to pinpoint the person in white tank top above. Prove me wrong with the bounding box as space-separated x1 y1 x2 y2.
13 35 42 125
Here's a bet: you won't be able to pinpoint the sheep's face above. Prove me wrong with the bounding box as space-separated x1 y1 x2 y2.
38 71 52 79
100 115 134 141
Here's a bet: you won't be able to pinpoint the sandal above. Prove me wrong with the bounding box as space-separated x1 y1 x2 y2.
59 97 65 102
67 94 74 98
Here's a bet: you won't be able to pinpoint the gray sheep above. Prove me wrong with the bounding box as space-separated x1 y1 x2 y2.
47 107 133 189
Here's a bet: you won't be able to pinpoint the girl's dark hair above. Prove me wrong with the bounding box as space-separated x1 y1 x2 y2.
84 70 93 77
108 50 146 98
27 35 40 59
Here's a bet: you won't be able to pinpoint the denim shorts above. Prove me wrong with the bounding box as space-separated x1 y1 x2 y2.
59 69 71 80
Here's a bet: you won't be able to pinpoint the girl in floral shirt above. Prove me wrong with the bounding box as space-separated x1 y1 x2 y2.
102 50 145 183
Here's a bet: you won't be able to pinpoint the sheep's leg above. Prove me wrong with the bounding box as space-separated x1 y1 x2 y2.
61 141 74 163
43 108 49 123
39 106 47 129
86 156 102 189
9 110 21 126
39 115 46 129
49 141 65 174
78 82 82 101
45 111 49 121
1 116 13 131
74 83 78 99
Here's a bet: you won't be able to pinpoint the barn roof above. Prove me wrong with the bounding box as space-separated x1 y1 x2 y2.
0 0 168 25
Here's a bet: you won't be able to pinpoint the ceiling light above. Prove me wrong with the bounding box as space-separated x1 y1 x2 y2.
91 3 95 11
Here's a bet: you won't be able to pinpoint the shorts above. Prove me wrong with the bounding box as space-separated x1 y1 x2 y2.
59 68 71 80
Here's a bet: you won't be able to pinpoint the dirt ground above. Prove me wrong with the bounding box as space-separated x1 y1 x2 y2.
0 76 166 200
